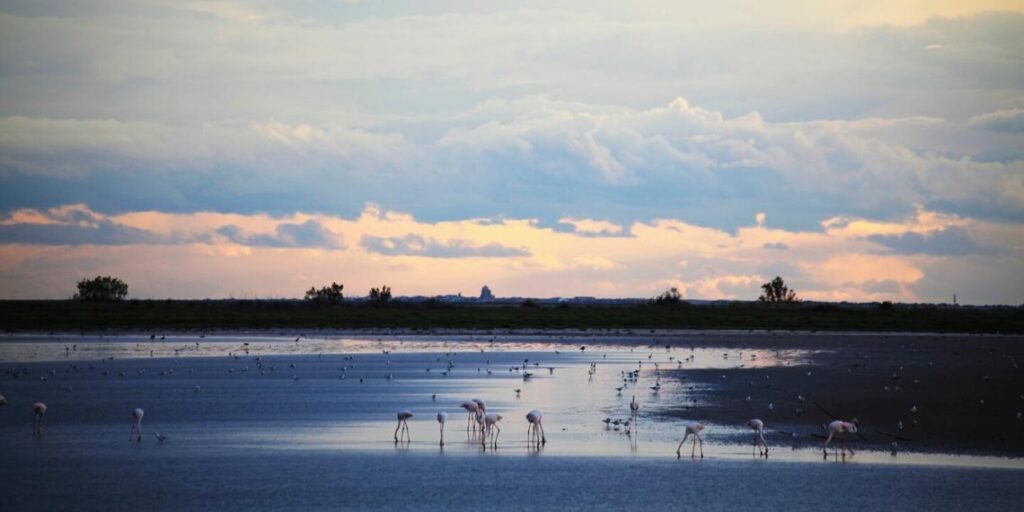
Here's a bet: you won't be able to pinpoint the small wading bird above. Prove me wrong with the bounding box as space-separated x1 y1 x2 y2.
437 411 448 446
526 409 546 446
394 411 413 443
482 413 503 447
677 422 705 458
153 431 169 443
129 408 144 442
32 402 47 436
823 419 859 457
746 418 768 457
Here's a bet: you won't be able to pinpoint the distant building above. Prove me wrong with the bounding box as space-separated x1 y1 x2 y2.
480 285 494 301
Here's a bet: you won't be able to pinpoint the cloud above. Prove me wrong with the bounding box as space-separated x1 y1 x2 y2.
360 234 529 258
969 109 1024 133
867 226 994 255
762 242 789 250
0 203 1021 303
217 220 342 249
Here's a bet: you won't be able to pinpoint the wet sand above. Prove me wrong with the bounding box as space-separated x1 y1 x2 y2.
645 332 1024 455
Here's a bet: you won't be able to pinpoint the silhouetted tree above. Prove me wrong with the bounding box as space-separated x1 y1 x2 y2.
368 285 392 304
758 276 799 303
650 287 683 306
305 282 344 303
74 276 128 301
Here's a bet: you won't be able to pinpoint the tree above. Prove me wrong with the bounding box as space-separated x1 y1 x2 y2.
305 282 344 303
368 285 392 304
758 276 799 303
650 287 683 306
74 276 128 301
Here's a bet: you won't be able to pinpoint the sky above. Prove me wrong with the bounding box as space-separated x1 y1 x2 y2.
1 1 1023 303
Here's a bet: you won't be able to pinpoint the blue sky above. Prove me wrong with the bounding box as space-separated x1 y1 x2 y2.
1 1 1022 302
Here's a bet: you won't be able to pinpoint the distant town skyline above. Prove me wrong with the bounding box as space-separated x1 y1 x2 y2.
1 1 1022 304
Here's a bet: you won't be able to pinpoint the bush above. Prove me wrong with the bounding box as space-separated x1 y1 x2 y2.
74 276 128 301
650 287 683 306
368 285 392 304
305 282 344 303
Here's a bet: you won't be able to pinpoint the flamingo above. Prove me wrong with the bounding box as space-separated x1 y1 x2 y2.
526 409 546 445
823 419 859 457
437 411 448 446
746 418 768 457
129 408 144 442
32 402 46 436
0 394 7 406
394 410 413 442
482 413 503 447
676 422 705 458
460 401 480 430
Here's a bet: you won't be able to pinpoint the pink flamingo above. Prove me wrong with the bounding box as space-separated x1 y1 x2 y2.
437 411 448 446
676 422 705 458
746 418 768 456
394 410 413 442
32 402 46 436
129 408 144 442
460 401 480 430
823 419 858 457
481 413 503 447
526 409 546 445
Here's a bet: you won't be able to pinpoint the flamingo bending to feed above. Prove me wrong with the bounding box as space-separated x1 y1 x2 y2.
32 402 46 436
746 418 768 457
481 413 503 447
394 411 414 442
526 409 546 445
460 401 480 430
437 411 448 446
823 419 858 456
129 408 144 442
676 422 705 458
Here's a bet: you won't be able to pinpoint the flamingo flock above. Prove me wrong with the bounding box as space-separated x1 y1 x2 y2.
3 339 882 461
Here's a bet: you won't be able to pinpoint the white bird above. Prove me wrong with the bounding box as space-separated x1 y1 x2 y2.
460 401 480 430
32 402 47 436
437 411 448 446
823 419 859 457
153 431 169 443
394 410 413 443
630 396 639 421
526 409 546 446
129 408 144 442
676 422 705 458
746 418 768 457
481 413 503 447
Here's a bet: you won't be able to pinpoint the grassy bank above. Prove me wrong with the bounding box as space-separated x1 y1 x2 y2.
1 300 1022 333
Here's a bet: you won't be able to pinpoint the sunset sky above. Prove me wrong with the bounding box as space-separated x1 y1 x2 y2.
1 1 1023 303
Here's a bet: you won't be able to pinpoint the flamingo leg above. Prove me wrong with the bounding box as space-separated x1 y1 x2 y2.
696 433 704 458
539 421 546 444
394 421 401 442
493 424 500 446
440 424 444 446
676 432 690 457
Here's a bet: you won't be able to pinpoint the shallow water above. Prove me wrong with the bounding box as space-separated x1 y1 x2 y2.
1 334 1022 510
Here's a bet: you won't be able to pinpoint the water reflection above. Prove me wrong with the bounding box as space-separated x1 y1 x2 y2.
1 334 1021 470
